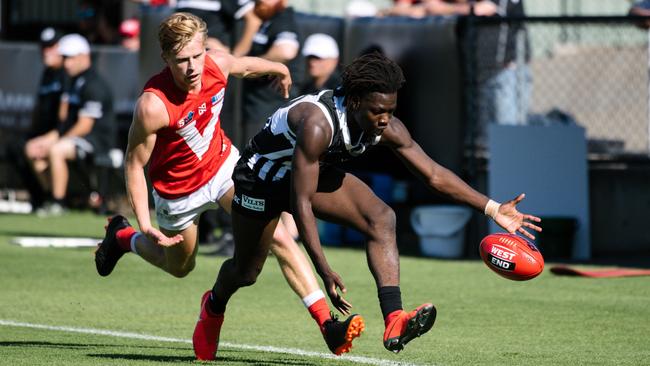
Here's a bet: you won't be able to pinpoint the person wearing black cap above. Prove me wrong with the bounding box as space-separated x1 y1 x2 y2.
6 27 68 213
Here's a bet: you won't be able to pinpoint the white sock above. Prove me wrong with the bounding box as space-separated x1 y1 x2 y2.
130 232 142 255
301 289 325 308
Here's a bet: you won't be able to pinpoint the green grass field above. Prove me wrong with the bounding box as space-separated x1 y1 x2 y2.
1 212 649 365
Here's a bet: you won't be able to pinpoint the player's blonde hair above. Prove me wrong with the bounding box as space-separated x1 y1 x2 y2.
158 12 207 57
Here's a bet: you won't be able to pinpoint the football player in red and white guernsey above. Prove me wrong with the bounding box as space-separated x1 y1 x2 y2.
94 12 363 360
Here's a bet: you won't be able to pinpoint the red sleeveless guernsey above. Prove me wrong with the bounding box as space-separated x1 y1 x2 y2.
143 56 232 199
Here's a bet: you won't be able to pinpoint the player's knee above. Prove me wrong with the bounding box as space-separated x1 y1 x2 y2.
48 143 65 160
237 266 262 287
367 205 396 239
168 261 196 278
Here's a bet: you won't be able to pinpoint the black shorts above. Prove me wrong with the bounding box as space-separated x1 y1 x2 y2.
231 160 345 221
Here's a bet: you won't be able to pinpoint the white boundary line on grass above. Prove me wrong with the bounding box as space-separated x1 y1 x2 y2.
0 319 431 366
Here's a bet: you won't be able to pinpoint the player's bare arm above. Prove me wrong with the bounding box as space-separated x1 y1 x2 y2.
382 117 541 238
210 52 291 97
290 103 350 306
125 93 183 246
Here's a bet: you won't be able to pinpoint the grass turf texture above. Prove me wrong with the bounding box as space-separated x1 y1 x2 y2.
0 212 649 365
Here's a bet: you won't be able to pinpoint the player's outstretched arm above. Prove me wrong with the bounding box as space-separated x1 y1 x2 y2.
125 93 183 247
290 106 349 311
383 117 541 238
210 51 291 98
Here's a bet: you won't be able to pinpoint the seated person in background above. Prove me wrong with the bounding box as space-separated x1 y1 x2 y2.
380 0 497 18
8 27 67 212
299 33 341 95
33 34 116 216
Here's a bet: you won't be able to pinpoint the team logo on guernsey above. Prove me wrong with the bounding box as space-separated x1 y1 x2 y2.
211 89 225 105
177 111 195 128
198 103 207 116
240 194 265 212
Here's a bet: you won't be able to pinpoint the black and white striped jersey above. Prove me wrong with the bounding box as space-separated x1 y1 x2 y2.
239 89 381 184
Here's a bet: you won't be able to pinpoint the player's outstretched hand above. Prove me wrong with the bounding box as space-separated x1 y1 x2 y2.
494 193 542 240
270 72 292 99
321 269 352 315
144 227 184 247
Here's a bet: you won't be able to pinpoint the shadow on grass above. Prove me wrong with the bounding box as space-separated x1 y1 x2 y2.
0 340 187 351
0 231 86 238
88 350 322 365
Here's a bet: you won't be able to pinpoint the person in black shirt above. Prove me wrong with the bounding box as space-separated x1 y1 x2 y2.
35 34 115 216
176 0 260 56
298 33 341 95
8 27 67 212
241 0 302 147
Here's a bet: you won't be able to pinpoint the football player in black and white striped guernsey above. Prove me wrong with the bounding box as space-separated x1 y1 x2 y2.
210 52 541 353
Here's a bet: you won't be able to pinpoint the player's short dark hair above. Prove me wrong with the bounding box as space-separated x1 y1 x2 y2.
340 52 405 104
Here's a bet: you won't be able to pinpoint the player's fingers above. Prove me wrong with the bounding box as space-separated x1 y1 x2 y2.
339 297 352 310
524 222 542 232
327 284 339 299
513 193 526 204
519 227 536 240
335 280 347 294
336 304 351 315
526 214 542 222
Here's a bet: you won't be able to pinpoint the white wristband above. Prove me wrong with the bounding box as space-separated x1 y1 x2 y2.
484 199 500 220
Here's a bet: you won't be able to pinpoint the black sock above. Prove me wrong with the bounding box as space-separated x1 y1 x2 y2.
378 286 403 320
208 290 226 315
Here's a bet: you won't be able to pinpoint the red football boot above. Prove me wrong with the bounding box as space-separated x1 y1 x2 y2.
383 303 436 353
192 290 224 360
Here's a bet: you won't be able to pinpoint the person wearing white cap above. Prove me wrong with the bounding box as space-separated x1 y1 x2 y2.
9 27 67 214
299 33 341 95
33 33 116 216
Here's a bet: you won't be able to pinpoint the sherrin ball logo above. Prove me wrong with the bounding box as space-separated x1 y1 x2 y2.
479 233 544 281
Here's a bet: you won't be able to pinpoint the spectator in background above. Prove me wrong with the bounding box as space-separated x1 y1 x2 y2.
241 0 302 147
34 34 116 216
119 18 141 51
7 28 67 213
629 1 650 29
380 0 497 18
472 0 531 146
78 0 122 44
176 0 261 56
345 0 379 18
299 33 341 95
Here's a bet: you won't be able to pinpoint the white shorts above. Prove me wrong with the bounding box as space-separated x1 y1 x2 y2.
153 147 240 232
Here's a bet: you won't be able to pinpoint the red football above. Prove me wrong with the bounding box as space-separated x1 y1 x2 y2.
479 233 544 281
